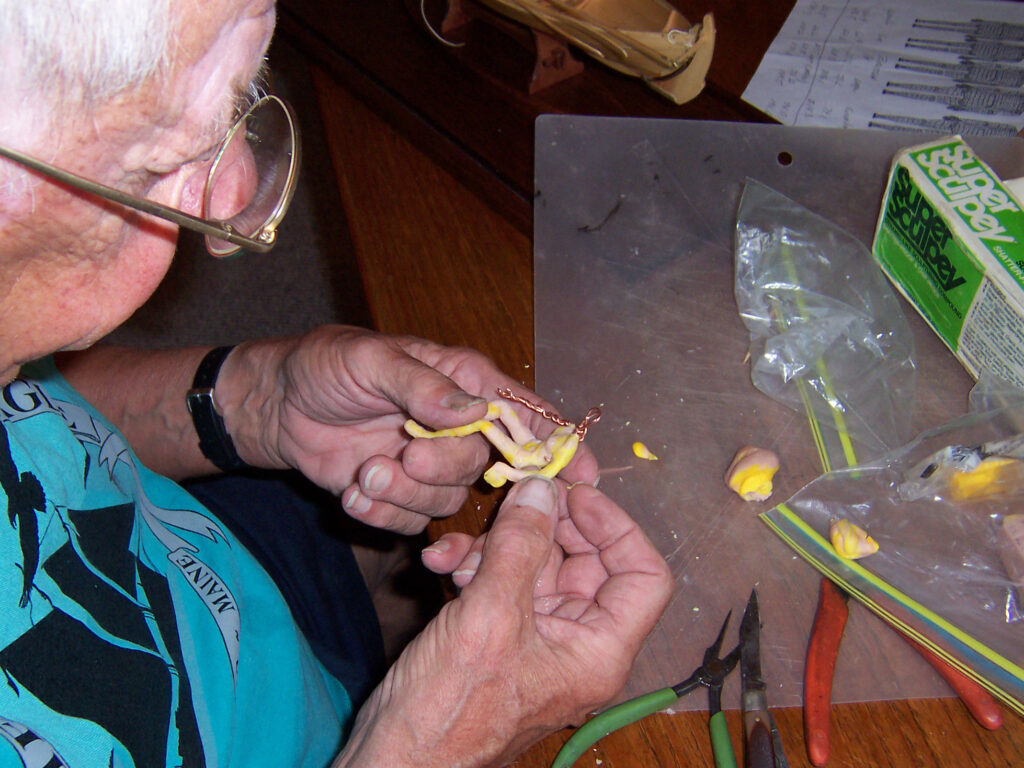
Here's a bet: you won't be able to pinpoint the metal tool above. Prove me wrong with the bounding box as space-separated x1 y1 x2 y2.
551 610 742 768
705 612 742 768
740 589 789 768
803 578 850 766
804 577 1002 766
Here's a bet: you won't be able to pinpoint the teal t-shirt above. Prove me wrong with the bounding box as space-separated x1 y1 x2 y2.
0 358 352 767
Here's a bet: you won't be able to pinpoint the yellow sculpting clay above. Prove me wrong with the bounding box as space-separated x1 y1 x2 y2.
829 519 878 559
405 400 582 487
632 441 659 461
949 456 1018 500
724 446 779 501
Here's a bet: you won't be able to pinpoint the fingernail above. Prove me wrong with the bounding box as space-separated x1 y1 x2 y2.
442 391 486 412
513 476 557 515
364 463 392 493
422 538 451 556
453 551 481 580
344 488 372 516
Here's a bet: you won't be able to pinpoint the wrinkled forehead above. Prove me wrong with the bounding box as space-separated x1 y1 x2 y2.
54 0 277 181
125 0 276 154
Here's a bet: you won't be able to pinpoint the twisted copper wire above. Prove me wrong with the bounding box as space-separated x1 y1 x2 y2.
496 388 601 441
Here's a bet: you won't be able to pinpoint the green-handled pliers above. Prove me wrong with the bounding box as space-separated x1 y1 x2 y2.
552 612 742 768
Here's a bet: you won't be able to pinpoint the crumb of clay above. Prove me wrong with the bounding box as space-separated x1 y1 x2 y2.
632 441 659 461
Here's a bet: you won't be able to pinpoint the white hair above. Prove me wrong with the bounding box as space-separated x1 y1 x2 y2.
0 0 173 141
0 0 174 201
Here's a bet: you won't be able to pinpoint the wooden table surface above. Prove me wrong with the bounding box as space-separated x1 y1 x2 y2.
291 1 1024 765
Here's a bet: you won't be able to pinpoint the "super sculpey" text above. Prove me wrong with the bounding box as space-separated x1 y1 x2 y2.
914 144 1019 244
887 167 965 292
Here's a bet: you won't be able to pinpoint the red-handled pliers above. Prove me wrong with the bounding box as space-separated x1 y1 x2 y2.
803 577 1003 766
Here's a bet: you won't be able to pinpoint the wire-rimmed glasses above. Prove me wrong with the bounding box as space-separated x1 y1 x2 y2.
0 94 300 257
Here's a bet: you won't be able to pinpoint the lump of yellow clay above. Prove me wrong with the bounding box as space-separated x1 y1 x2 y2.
829 518 879 559
484 427 580 487
949 456 1020 501
404 402 502 440
404 402 581 488
724 446 779 501
632 441 659 461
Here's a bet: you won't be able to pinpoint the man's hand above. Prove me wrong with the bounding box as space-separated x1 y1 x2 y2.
333 476 674 768
58 326 597 532
218 325 599 533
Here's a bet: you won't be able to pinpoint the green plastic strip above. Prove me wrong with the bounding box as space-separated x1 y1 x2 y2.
777 242 859 469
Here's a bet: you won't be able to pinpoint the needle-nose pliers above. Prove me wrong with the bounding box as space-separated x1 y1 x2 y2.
552 611 742 768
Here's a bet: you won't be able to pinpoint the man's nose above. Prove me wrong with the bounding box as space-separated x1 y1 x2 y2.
205 126 258 223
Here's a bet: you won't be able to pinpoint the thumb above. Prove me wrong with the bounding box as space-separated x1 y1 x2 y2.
380 353 489 428
465 477 558 605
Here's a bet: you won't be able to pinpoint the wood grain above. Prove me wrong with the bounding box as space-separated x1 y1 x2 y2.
314 69 530 537
311 64 1024 768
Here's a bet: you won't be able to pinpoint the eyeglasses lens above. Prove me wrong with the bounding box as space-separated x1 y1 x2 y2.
203 95 299 256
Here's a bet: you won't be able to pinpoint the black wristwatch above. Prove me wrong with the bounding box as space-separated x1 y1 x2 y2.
186 345 248 471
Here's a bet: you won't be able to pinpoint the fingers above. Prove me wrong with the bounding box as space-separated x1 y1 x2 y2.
341 455 473 534
558 442 600 487
421 532 477 574
422 533 486 589
462 477 559 607
420 477 561 593
392 339 600 486
565 484 665 567
402 432 491 487
367 336 600 489
561 484 674 636
295 331 602 533
373 343 493 432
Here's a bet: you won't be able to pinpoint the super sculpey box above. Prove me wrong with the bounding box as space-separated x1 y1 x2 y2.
873 135 1024 387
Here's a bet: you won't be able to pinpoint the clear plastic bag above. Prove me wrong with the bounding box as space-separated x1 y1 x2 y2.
734 181 917 467
734 182 1024 711
763 399 1024 714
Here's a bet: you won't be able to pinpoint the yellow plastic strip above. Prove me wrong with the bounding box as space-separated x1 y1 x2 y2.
794 377 831 473
812 356 859 468
777 242 859 470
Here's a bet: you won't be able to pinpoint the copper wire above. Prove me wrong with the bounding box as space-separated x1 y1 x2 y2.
496 387 602 441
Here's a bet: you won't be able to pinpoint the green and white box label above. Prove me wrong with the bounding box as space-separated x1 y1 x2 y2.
873 136 1024 387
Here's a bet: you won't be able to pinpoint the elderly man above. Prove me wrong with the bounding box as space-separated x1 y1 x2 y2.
0 2 673 767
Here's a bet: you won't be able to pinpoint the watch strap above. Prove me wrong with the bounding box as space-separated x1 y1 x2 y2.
186 345 247 471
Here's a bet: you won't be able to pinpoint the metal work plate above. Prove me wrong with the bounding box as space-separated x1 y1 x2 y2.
534 117 1024 709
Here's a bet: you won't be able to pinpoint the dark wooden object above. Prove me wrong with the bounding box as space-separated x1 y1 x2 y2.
441 0 586 93
277 0 778 234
